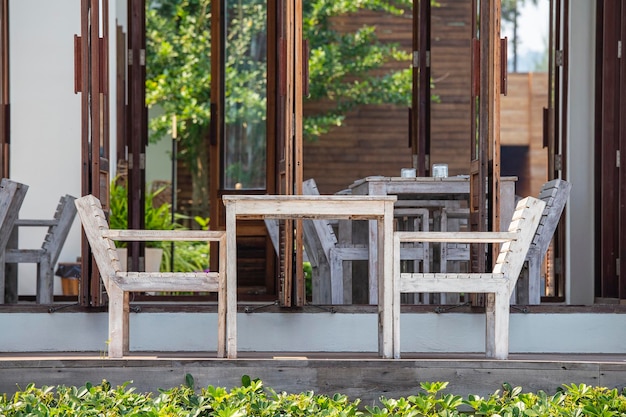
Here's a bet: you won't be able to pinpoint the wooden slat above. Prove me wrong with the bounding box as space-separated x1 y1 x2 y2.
395 231 516 243
113 273 219 292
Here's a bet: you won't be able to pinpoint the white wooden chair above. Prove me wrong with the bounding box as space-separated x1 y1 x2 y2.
75 194 230 358
391 196 546 359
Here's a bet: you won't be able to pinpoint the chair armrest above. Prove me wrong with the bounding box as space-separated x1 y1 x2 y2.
395 231 516 243
103 229 225 242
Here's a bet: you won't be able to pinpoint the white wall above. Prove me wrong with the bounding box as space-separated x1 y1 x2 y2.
10 0 82 295
566 0 595 305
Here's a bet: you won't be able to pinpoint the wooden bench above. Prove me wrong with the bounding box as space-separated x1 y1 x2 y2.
75 195 230 358
391 196 546 359
0 179 28 304
3 194 77 304
224 194 397 358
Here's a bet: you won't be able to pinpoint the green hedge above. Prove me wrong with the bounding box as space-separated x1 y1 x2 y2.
1 375 625 416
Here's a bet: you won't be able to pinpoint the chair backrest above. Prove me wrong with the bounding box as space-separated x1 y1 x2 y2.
301 178 337 266
527 179 571 259
493 196 546 282
74 195 123 290
0 178 28 250
41 194 77 265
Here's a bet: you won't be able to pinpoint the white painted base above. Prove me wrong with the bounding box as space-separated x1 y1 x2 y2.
1 311 625 354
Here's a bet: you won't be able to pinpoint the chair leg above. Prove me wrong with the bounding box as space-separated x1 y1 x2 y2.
107 284 129 358
36 255 54 304
329 249 344 304
485 289 510 360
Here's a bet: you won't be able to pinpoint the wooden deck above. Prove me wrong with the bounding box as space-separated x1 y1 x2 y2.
1 351 626 405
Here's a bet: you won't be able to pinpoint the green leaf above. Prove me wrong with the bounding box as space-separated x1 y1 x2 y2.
185 373 195 389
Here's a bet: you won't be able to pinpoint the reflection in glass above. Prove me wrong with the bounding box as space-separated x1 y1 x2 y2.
224 0 267 190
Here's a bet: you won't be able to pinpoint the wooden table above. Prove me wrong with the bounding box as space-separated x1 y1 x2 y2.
350 176 517 227
222 194 397 358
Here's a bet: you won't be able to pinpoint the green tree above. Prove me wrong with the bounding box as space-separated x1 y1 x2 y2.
146 0 412 214
146 0 212 215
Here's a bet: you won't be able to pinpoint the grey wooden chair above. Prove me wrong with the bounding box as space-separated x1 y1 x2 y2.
4 194 77 304
0 178 28 304
265 178 430 304
516 179 571 304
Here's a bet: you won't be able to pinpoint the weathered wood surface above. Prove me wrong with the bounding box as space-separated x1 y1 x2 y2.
0 178 28 304
223 193 397 359
4 194 77 304
75 195 229 359
392 196 546 360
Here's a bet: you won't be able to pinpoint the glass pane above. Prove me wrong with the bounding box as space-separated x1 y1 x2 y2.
223 0 267 190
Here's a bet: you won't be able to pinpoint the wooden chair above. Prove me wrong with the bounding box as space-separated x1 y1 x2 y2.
426 179 571 305
3 194 77 304
265 178 430 304
0 179 28 304
516 179 571 304
75 194 230 358
392 196 546 359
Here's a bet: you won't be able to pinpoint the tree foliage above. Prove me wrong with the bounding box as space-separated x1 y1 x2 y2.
146 0 413 145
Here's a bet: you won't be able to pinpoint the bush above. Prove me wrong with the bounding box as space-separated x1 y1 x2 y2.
2 377 626 416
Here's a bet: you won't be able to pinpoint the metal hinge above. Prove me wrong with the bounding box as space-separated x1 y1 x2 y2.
617 258 620 276
127 153 146 170
554 154 563 171
128 49 146 66
555 50 564 67
619 40 623 59
292 113 296 137
413 51 419 68
618 150 621 168
425 50 431 67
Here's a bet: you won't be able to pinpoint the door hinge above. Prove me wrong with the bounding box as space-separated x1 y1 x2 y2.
128 49 146 66
619 40 623 59
554 154 563 171
292 113 296 138
617 150 621 168
617 258 620 276
425 50 431 68
127 153 146 170
556 50 564 66
413 51 419 68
